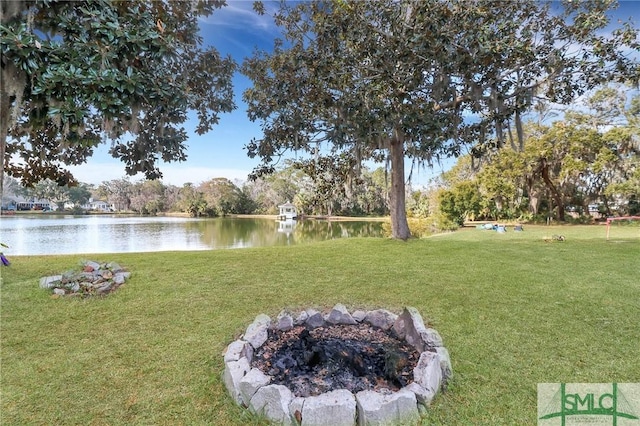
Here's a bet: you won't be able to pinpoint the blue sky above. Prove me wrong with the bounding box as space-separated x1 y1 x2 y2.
68 0 639 188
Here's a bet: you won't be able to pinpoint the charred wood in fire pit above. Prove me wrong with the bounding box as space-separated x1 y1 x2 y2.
254 324 420 397
383 344 410 386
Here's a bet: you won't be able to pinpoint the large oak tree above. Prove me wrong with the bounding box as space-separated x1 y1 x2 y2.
242 0 638 239
1 0 236 191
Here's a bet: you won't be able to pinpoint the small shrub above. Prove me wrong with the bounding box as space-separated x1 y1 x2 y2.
408 218 436 238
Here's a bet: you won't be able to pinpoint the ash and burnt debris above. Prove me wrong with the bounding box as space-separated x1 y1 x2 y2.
253 324 420 397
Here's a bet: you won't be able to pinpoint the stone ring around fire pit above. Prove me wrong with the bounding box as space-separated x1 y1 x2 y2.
222 305 452 425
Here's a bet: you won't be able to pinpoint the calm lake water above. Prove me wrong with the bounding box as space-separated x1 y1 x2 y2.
0 214 385 255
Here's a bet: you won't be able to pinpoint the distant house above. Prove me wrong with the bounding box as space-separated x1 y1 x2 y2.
85 199 113 212
65 198 113 212
277 202 298 220
1 196 18 211
1 195 52 211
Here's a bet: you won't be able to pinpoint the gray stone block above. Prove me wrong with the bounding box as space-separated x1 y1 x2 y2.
413 351 442 393
392 307 421 340
84 260 101 271
249 384 295 425
295 310 309 326
305 309 325 329
239 368 272 406
300 389 356 426
326 304 357 325
351 310 367 322
106 262 123 271
405 382 436 408
435 346 453 386
78 272 96 280
39 275 62 289
223 357 251 405
393 307 441 352
243 314 271 349
276 310 294 331
96 282 112 294
224 339 254 363
422 328 443 349
363 309 398 330
356 389 419 426
113 272 127 285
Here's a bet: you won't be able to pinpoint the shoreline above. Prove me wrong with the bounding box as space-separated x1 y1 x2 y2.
231 214 388 222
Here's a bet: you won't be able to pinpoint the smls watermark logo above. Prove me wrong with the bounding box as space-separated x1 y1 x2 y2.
538 383 640 425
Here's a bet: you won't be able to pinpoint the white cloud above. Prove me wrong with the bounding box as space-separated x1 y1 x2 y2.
199 1 275 33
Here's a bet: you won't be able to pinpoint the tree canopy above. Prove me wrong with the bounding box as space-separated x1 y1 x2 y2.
1 0 236 190
242 0 639 239
434 86 640 223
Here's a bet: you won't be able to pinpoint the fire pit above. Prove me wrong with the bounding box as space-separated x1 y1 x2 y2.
222 305 452 425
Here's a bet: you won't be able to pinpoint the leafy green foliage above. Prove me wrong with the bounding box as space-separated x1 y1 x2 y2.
177 183 212 217
1 0 235 187
437 181 484 225
97 177 133 211
291 152 363 216
437 84 640 222
66 183 92 208
198 177 255 216
130 180 166 215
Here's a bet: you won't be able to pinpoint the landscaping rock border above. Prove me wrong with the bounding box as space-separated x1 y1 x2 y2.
222 305 452 425
39 260 130 298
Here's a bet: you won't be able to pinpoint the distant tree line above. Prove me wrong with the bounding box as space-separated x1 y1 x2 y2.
3 161 393 217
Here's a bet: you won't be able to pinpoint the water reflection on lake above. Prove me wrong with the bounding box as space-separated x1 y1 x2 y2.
0 214 385 255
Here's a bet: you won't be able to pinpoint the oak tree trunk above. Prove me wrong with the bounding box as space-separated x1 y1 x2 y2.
388 134 411 240
0 92 9 195
540 159 565 221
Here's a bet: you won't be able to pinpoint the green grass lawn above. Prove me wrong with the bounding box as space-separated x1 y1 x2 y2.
1 225 639 425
